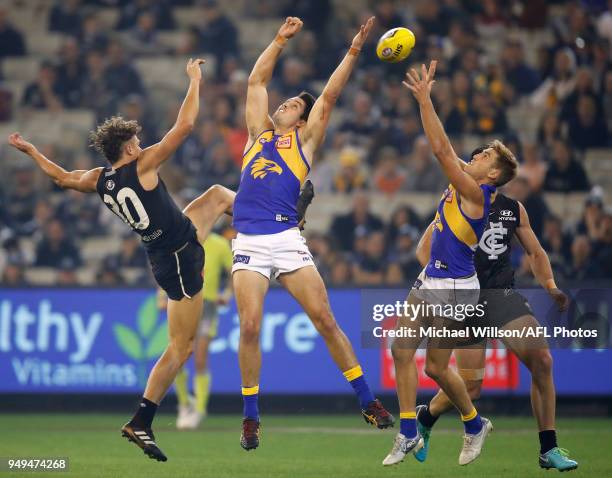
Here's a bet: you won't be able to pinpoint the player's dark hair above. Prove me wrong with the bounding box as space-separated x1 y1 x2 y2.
89 116 141 164
470 146 485 160
298 91 315 121
489 139 518 187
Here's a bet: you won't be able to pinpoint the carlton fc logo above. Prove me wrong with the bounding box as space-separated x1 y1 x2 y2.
479 222 508 259
251 157 283 179
105 179 115 190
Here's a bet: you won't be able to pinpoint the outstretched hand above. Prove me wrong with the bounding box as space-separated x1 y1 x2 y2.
351 16 375 49
278 17 303 39
402 60 437 104
186 58 206 81
8 133 35 155
549 288 570 312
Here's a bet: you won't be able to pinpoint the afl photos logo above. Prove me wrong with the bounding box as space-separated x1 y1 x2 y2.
479 222 508 259
105 179 115 191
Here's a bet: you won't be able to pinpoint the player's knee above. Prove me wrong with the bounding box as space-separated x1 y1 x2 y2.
207 184 232 208
310 307 338 337
169 337 194 365
530 349 553 377
391 340 411 363
240 316 261 343
424 362 446 381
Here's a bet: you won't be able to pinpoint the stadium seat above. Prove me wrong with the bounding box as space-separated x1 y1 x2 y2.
26 32 66 56
135 56 216 90
1 57 40 82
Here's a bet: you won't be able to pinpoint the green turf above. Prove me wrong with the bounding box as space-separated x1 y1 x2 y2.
0 414 609 477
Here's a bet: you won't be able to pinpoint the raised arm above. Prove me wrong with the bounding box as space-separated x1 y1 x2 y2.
515 202 569 311
8 133 101 193
245 17 303 143
301 17 374 155
139 58 205 172
403 61 483 204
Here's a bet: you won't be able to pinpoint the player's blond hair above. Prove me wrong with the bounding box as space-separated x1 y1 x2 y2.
489 139 518 186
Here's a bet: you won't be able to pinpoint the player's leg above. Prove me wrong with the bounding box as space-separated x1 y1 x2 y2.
183 184 235 243
382 300 424 466
277 265 394 428
424 332 492 465
233 269 269 450
122 294 203 461
501 314 578 471
414 346 486 462
193 334 212 416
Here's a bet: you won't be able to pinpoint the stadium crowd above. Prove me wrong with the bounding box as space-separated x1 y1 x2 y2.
0 0 611 287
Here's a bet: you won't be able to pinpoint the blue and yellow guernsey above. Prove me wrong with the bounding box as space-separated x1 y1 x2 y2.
426 183 496 279
233 129 310 235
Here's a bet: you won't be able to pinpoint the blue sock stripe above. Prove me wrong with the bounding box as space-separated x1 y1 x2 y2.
400 418 417 438
463 413 483 435
242 393 259 420
348 375 375 409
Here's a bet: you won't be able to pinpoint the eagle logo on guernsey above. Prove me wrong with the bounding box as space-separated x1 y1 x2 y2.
250 157 283 179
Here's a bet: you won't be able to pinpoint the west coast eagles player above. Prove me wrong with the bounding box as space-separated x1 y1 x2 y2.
411 164 578 472
383 61 518 467
8 59 235 462
232 16 394 450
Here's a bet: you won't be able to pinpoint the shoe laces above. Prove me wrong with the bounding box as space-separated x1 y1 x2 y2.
391 434 406 454
554 447 571 457
462 433 475 448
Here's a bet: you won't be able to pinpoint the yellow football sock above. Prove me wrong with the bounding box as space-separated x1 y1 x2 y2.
195 372 211 414
175 368 190 406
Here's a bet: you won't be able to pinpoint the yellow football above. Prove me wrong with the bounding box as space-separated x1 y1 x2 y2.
376 27 416 63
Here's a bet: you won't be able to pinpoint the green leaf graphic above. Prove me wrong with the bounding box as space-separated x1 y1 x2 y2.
113 324 143 360
137 295 158 339
145 322 168 359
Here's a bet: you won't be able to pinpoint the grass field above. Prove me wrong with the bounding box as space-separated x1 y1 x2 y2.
1 414 610 477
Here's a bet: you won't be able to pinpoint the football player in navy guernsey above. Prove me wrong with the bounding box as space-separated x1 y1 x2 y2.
412 152 578 472
8 59 236 462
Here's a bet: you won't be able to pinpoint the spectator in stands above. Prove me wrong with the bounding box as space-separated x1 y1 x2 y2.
22 61 63 112
416 0 451 37
1 261 27 286
330 191 384 252
79 13 109 53
537 111 563 151
199 142 240 191
604 70 612 132
531 48 576 109
506 175 549 238
120 95 158 147
332 147 368 193
560 67 600 122
56 189 101 238
175 26 201 56
329 257 353 286
352 230 389 285
544 140 590 192
104 40 146 101
521 143 547 192
272 58 311 98
590 209 612 279
19 199 54 238
577 194 605 240
116 0 175 31
56 37 86 108
567 95 609 149
292 30 335 81
56 259 80 286
124 10 168 57
81 49 112 119
283 0 331 37
198 0 240 78
96 256 126 286
540 214 573 270
469 90 508 135
500 39 540 96
49 0 82 36
403 135 446 192
388 223 422 283
338 91 380 152
569 235 598 281
382 114 422 155
175 120 224 180
0 6 25 57
372 147 407 195
5 166 38 234
35 219 82 268
114 234 147 269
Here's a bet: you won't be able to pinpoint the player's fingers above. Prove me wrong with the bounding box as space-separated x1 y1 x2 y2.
402 81 416 92
404 72 417 86
421 63 428 80
195 58 205 65
409 68 420 83
428 60 437 79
